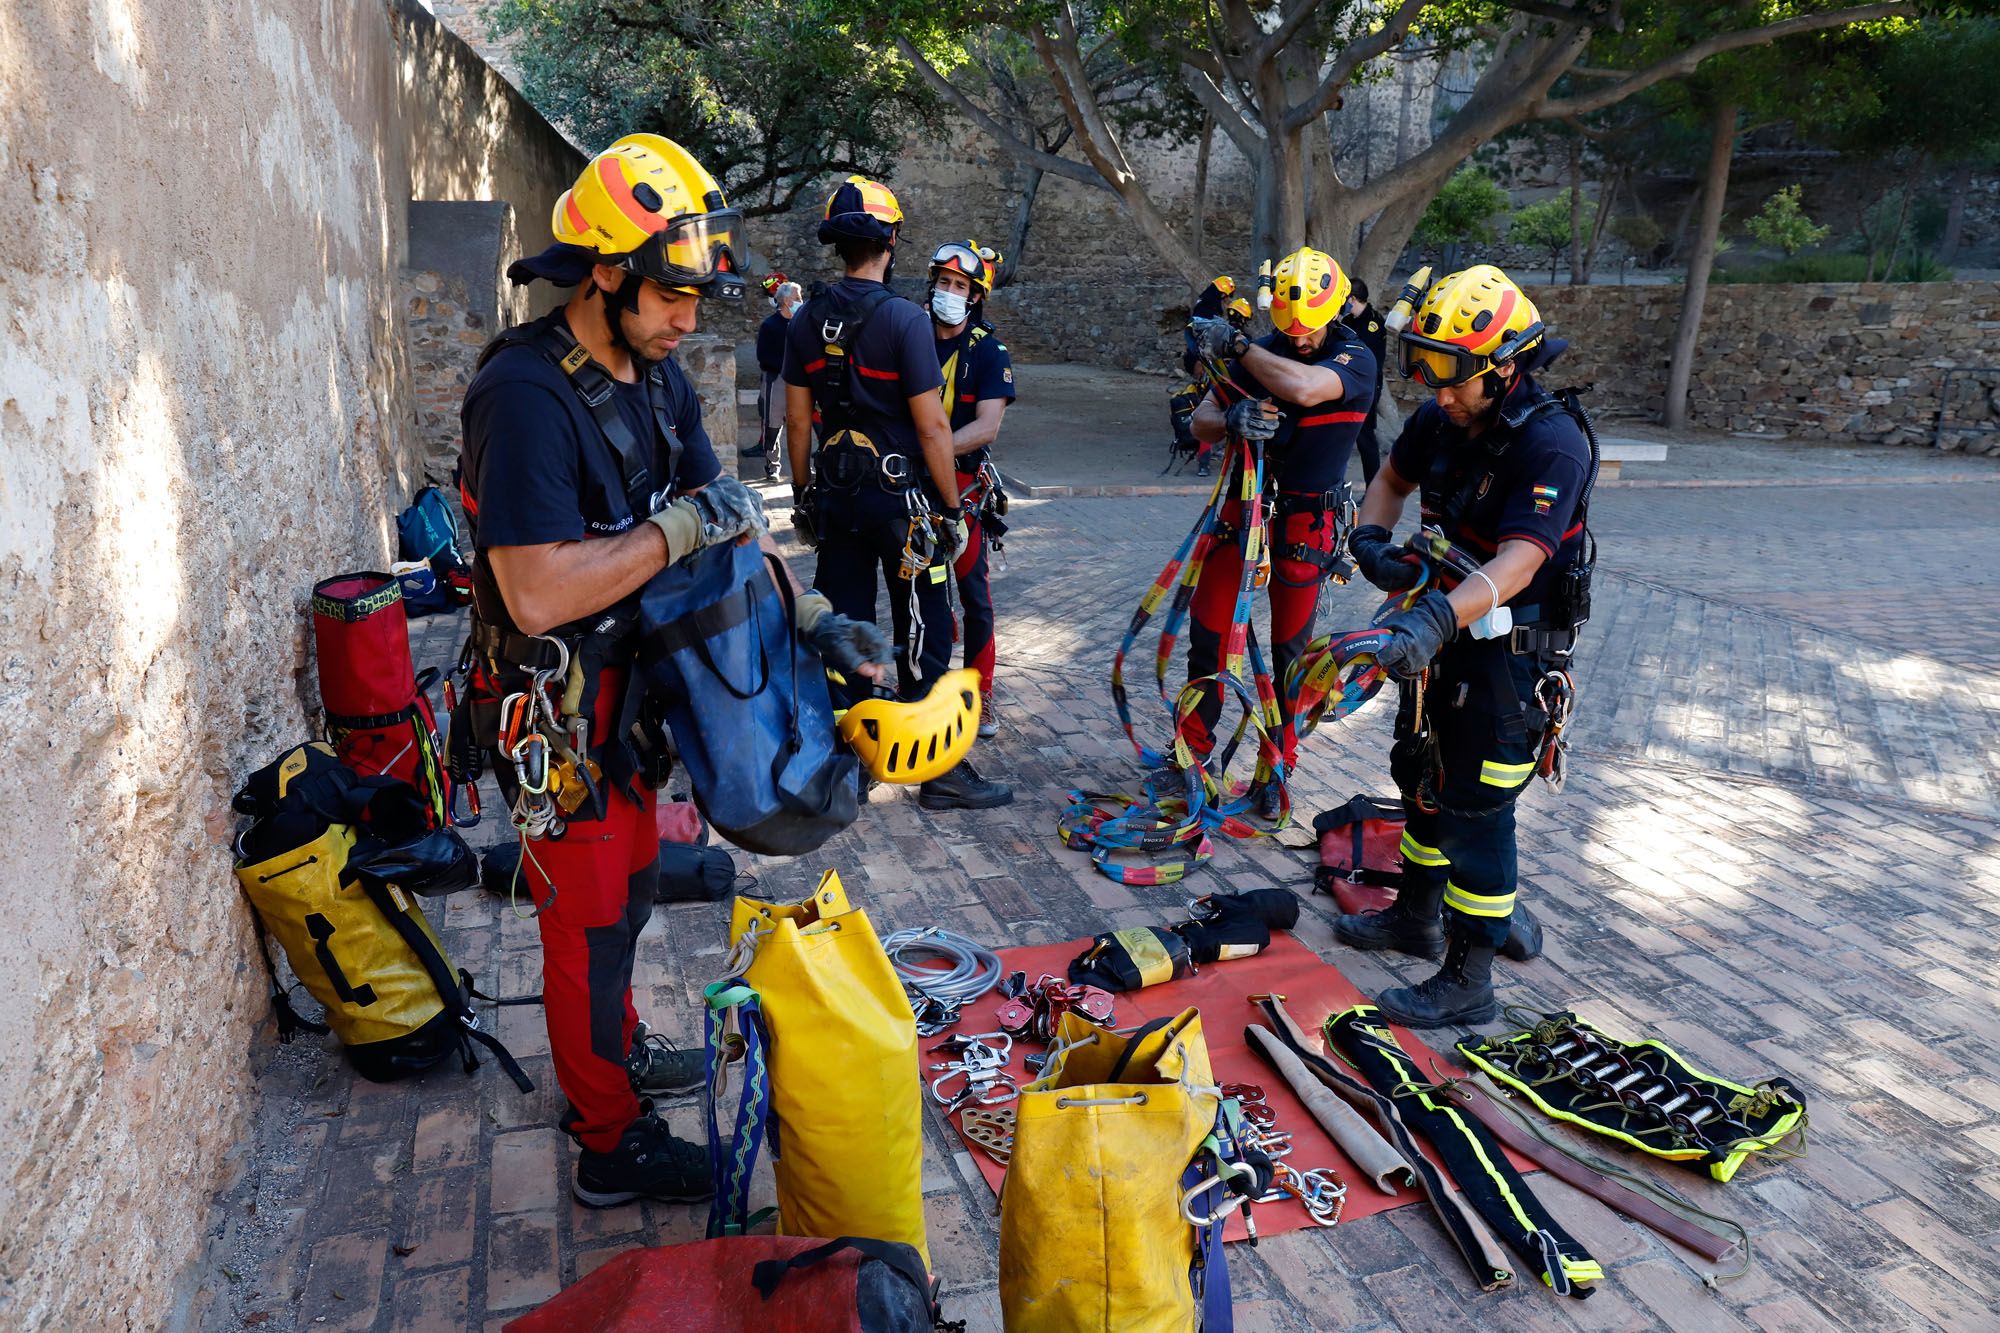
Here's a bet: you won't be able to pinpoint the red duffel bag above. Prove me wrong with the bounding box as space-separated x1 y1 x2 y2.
311 572 453 829
503 1236 937 1333
1310 794 1407 915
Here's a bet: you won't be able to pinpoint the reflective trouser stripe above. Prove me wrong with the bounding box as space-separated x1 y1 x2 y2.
1444 881 1516 918
1479 759 1535 788
1400 832 1450 867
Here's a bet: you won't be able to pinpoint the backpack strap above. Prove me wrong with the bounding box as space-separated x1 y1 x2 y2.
239 890 332 1043
800 287 896 437
939 323 991 422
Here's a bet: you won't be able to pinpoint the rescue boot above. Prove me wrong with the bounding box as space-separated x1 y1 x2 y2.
626 1020 703 1097
573 1113 714 1207
1374 934 1498 1029
1499 904 1544 963
1196 458 1211 478
1253 780 1283 822
918 757 1014 811
1333 901 1445 960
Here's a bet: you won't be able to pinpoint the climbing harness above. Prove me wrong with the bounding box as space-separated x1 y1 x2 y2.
1457 1010 1808 1183
1059 340 1297 885
1329 1005 1602 1298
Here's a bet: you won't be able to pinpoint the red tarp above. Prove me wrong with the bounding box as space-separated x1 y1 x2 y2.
928 931 1533 1243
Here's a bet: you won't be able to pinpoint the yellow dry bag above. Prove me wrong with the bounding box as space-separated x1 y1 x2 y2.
999 1007 1230 1331
725 871 928 1264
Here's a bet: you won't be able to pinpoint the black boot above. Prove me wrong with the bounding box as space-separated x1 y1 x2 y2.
918 758 1014 811
1499 905 1543 963
573 1113 714 1207
1334 902 1445 960
1375 934 1498 1029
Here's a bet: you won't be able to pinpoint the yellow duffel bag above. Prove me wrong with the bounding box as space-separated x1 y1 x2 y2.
999 1007 1232 1331
724 870 928 1265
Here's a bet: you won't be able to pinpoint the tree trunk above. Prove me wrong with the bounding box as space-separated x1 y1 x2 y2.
1669 186 1701 264
1580 166 1622 284
1193 112 1214 266
1939 160 1972 264
1272 123 1309 257
1881 166 1918 281
1000 165 1043 288
1664 99 1737 432
1567 136 1586 285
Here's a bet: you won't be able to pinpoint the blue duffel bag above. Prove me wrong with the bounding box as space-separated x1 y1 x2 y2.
637 540 859 856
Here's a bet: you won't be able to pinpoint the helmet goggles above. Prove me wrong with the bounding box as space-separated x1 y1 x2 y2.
621 207 746 301
1398 320 1545 388
930 241 992 293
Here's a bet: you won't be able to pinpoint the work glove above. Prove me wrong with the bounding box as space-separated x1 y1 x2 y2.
1189 315 1250 362
792 483 821 550
795 591 893 675
935 507 969 562
646 499 707 567
690 475 767 546
1349 523 1423 592
1371 589 1459 679
1225 397 1282 443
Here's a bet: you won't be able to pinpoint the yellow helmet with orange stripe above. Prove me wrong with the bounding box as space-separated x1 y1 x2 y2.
1398 264 1545 388
1269 247 1351 336
818 176 904 244
552 133 744 300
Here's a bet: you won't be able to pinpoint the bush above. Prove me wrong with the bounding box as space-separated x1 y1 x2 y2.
1509 190 1590 283
1413 168 1510 249
1745 186 1831 257
1712 253 1955 283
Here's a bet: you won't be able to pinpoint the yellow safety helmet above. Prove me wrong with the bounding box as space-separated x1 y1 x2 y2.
1210 274 1237 296
818 176 905 244
837 668 981 785
1225 296 1253 327
1269 247 1352 337
552 133 744 300
929 240 996 297
1398 264 1545 388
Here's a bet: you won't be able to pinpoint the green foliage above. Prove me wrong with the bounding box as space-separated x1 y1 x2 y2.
1609 212 1665 260
488 0 936 215
1413 168 1510 248
1713 252 1954 283
1508 190 1590 282
1745 186 1831 257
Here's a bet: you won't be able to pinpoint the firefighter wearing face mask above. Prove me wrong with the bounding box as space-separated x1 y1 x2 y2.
1331 264 1597 1029
928 240 1015 736
1183 247 1378 816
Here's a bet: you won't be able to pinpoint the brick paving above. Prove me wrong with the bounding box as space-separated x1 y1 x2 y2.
209 455 2000 1331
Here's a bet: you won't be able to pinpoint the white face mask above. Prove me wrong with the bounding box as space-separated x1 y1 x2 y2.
931 289 969 326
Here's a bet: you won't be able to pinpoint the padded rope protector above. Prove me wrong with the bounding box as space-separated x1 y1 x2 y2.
1329 1006 1600 1298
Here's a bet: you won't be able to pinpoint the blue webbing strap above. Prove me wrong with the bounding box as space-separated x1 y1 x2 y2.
704 979 775 1238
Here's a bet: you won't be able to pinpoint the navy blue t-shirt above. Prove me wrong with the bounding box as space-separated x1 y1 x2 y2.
460 310 721 557
936 322 1016 464
1389 373 1591 609
781 277 943 457
1222 329 1376 494
756 311 790 374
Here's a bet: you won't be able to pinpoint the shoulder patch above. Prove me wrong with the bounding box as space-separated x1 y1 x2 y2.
1002 367 1013 383
1334 353 1353 365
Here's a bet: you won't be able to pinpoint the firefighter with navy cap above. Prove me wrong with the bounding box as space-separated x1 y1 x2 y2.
1183 246 1378 816
458 134 892 1208
927 239 1015 736
1330 263 1597 1028
784 178 1012 810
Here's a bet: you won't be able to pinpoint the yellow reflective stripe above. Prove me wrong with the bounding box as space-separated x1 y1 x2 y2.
1444 882 1516 918
1399 832 1450 867
1112 927 1176 988
1480 759 1535 787
929 563 948 583
1554 1261 1605 1287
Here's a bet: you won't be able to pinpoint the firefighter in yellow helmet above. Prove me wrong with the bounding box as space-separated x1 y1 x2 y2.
784 178 1012 811
1330 263 1599 1028
458 136 892 1207
1171 276 1253 476
1182 247 1379 811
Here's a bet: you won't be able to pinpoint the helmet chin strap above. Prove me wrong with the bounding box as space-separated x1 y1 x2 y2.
600 270 644 359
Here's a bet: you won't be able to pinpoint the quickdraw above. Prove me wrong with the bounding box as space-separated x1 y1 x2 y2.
1457 1010 1808 1183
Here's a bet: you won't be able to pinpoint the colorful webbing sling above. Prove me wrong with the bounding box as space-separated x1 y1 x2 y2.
1058 348 1291 885
703 978 774 1238
1328 1005 1602 1298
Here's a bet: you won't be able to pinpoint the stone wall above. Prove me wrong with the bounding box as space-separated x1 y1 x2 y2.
1518 281 2000 447
0 2 576 1328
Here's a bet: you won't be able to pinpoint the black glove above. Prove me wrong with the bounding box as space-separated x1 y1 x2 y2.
1189 315 1249 361
1225 398 1281 443
1373 590 1458 678
692 475 767 545
792 483 820 550
935 507 969 562
797 593 893 676
1349 524 1422 592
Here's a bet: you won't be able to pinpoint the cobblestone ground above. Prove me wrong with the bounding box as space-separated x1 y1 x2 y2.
209 461 2000 1331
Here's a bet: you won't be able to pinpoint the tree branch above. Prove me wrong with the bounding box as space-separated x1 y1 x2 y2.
1543 2 1916 118
1179 66 1265 158
1253 0 1323 68
1281 0 1432 131
892 37 1113 190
